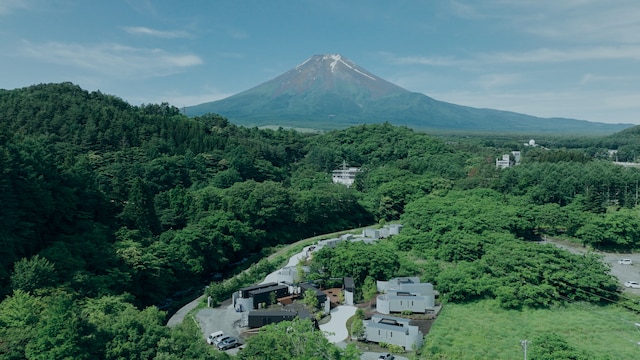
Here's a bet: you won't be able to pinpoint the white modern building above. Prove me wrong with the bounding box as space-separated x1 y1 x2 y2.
364 314 424 350
314 224 403 252
376 277 435 315
332 161 360 187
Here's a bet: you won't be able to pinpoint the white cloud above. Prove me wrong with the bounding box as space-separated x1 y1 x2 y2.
123 26 190 39
19 41 202 78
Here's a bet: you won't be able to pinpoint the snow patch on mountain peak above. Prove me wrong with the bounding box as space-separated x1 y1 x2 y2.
324 54 343 72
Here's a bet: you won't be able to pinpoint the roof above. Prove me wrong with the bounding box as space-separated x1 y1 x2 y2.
371 314 412 326
250 284 289 296
240 282 278 292
344 277 355 291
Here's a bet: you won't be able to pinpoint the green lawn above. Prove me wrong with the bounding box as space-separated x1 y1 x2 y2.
420 299 640 359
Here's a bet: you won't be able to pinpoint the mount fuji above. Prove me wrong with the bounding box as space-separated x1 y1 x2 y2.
185 54 631 134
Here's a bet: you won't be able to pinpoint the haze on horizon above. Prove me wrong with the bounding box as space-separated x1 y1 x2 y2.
1 0 639 125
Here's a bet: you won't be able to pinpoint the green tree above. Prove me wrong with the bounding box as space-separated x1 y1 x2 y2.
0 290 43 359
25 294 94 360
350 318 365 340
238 318 360 360
302 288 319 309
10 255 58 293
530 333 591 360
361 276 378 305
121 178 160 235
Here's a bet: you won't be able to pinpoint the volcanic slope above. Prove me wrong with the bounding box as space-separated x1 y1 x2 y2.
186 54 631 134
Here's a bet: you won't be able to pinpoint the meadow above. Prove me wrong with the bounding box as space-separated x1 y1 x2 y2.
421 299 640 359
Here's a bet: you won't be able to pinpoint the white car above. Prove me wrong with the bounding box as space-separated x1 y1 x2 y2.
207 331 224 345
618 259 633 265
624 281 640 288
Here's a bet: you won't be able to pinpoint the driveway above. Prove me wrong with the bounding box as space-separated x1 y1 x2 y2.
319 305 357 343
195 301 243 341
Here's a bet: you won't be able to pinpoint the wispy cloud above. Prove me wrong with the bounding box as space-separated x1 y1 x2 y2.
385 44 640 70
19 41 202 78
474 73 524 90
123 26 190 39
448 1 640 44
430 88 639 124
449 1 496 20
0 0 31 15
481 45 640 63
155 88 233 107
380 52 462 67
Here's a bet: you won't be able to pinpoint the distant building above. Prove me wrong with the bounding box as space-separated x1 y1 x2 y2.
496 154 511 169
332 161 360 187
512 151 521 164
276 265 310 284
313 224 402 252
496 151 522 169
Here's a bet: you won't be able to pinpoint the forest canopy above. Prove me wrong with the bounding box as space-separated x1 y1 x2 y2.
2 83 640 359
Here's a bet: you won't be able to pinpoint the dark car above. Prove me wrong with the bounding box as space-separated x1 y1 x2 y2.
378 354 394 360
217 337 240 351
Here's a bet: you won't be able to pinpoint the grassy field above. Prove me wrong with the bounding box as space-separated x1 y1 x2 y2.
420 299 640 359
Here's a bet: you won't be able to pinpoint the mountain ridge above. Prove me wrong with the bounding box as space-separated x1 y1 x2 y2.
188 54 631 134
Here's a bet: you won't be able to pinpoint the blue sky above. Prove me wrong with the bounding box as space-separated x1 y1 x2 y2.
2 0 640 124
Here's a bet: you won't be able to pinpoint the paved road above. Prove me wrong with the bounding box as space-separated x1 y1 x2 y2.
166 295 204 327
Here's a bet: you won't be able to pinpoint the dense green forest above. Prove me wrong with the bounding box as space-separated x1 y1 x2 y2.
2 83 640 359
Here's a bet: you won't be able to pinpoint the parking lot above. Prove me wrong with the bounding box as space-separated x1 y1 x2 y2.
543 237 640 293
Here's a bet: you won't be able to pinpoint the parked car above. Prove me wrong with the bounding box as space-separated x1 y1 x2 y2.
217 337 240 350
378 354 395 360
624 281 640 288
212 335 231 347
618 259 633 265
207 331 224 345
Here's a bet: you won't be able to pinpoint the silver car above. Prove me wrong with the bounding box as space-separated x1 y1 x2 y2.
217 337 240 350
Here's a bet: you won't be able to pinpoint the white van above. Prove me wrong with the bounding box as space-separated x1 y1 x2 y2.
207 331 224 345
619 259 633 265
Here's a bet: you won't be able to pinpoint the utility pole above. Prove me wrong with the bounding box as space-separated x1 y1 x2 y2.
520 340 529 360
